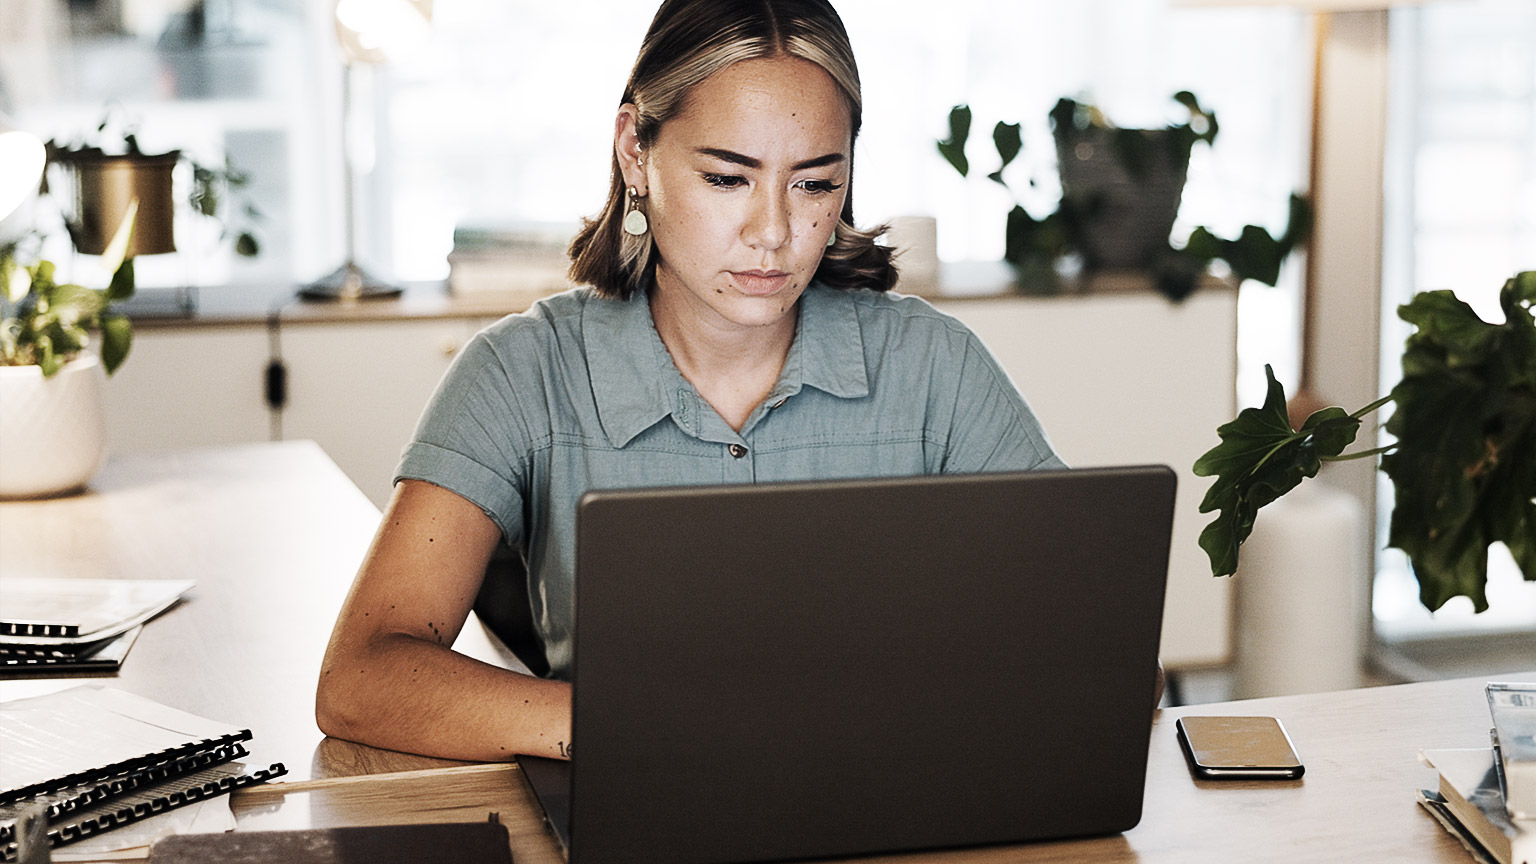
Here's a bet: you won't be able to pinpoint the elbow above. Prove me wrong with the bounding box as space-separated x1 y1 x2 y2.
314 667 349 740
314 655 370 742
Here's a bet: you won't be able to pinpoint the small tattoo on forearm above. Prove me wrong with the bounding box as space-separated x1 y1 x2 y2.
557 741 573 758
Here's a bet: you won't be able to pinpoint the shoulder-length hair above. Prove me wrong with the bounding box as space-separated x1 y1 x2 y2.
568 0 897 299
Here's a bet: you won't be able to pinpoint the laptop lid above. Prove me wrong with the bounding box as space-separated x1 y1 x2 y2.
537 464 1175 864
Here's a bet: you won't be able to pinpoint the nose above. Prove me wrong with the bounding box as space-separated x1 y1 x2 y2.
742 185 791 251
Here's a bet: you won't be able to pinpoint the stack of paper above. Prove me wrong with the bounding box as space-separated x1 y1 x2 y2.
1419 681 1536 864
0 686 287 861
0 578 193 675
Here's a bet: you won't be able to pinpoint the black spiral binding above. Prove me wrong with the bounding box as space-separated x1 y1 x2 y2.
0 622 81 639
0 730 253 807
0 741 251 843
0 761 288 862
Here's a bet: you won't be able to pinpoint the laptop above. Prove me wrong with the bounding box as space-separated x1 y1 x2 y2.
519 464 1176 864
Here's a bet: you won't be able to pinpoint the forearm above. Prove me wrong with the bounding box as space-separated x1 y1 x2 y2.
317 631 572 761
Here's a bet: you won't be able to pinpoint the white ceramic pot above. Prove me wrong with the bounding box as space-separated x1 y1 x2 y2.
0 354 108 498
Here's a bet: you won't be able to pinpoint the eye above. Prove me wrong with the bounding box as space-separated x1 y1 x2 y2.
796 179 845 196
702 172 746 189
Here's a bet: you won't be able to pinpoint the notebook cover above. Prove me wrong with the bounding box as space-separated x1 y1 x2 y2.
0 686 253 805
0 578 192 644
146 820 513 864
0 626 141 677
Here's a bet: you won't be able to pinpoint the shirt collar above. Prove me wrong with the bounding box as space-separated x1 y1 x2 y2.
793 283 870 400
583 282 871 448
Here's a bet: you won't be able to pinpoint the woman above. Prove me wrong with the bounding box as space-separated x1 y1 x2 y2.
316 0 1066 762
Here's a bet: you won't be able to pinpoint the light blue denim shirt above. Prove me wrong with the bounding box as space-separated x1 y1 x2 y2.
396 282 1064 678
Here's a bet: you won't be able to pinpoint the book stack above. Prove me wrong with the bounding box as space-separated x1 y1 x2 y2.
0 686 287 861
0 578 193 676
1419 681 1535 864
447 220 579 301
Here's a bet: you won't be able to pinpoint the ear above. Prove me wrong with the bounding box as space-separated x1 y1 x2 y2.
614 104 647 194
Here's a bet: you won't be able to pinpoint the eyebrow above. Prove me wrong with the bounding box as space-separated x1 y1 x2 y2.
694 147 846 171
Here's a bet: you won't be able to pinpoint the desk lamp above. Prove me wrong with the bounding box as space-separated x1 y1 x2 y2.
300 0 433 301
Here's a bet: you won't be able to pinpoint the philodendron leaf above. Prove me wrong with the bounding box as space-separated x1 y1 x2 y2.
937 104 972 178
100 313 132 375
986 121 1022 186
106 256 136 302
1382 273 1536 612
1192 365 1363 577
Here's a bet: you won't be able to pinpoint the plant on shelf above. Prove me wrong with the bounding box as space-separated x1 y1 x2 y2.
1 207 137 377
44 106 262 260
1193 270 1536 611
936 92 1309 301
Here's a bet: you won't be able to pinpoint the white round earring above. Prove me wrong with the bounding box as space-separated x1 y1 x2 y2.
623 185 649 236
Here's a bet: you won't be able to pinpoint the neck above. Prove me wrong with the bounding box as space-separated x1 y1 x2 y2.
648 284 797 432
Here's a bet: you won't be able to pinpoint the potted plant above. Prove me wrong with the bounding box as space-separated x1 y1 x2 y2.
45 108 261 261
0 211 137 498
1193 270 1536 611
936 93 1309 301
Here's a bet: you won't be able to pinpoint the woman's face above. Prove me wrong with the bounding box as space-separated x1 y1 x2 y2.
636 55 852 333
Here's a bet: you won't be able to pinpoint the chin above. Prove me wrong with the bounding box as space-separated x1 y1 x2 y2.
712 290 801 326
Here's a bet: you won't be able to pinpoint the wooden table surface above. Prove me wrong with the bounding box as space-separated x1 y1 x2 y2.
0 441 517 781
1 442 1526 863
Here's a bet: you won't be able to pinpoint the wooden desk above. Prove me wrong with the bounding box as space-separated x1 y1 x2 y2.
1 443 1525 863
0 441 518 780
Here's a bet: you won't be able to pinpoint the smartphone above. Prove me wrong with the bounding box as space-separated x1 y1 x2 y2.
1175 715 1305 780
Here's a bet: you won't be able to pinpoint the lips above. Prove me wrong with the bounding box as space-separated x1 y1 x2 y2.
730 270 791 295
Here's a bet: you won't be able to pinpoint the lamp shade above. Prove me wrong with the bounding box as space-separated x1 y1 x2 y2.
0 115 45 223
334 0 433 65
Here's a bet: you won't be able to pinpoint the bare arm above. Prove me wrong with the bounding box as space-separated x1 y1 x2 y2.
316 479 572 761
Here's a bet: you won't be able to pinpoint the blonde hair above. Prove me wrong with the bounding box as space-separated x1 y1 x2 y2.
568 0 897 298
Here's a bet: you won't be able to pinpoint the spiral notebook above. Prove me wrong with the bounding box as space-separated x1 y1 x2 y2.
0 686 286 861
0 627 142 676
0 577 193 645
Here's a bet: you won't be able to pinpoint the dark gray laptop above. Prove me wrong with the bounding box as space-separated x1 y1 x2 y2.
519 464 1176 864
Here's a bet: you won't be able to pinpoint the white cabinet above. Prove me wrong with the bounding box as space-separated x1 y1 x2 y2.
277 319 492 509
932 288 1238 668
102 314 497 511
102 326 275 455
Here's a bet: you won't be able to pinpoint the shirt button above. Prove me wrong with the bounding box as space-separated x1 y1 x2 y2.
728 444 748 459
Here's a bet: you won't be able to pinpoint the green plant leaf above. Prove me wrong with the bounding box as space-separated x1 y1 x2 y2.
106 256 136 302
1192 365 1363 577
936 104 972 178
100 313 133 375
1381 276 1536 611
986 122 1022 186
37 334 60 377
1182 196 1311 288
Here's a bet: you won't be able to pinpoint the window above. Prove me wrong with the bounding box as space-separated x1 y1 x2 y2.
1375 0 1536 641
0 0 330 291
